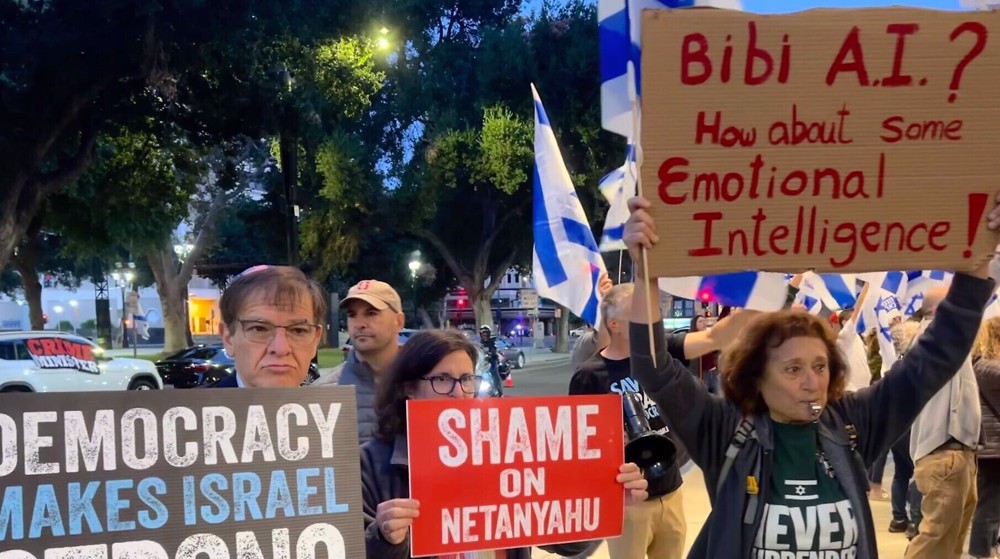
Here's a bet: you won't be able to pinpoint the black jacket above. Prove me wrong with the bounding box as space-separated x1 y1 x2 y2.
975 358 1000 459
631 273 994 559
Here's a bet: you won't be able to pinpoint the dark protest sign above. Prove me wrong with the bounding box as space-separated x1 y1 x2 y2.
0 387 364 558
406 395 624 557
641 8 1000 276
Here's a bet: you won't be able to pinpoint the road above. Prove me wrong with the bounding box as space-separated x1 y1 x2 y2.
502 353 574 396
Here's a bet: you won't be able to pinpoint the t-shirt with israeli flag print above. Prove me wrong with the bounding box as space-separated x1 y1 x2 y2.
751 422 859 559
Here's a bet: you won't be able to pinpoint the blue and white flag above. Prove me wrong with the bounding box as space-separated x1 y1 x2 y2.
598 143 636 251
659 272 789 311
599 0 742 137
856 272 907 371
903 270 954 316
531 84 607 327
795 272 829 315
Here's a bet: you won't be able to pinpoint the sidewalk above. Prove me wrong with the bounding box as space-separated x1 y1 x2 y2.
533 462 910 559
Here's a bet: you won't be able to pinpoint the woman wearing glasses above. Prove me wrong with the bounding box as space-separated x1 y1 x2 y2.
213 265 326 388
362 329 648 558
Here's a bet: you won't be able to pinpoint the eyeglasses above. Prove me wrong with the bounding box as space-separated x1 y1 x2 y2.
238 320 321 346
420 374 483 395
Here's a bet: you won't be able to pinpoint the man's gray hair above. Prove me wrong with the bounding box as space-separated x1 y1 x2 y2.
600 283 634 328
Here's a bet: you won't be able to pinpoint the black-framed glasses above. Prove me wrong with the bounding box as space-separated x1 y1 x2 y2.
420 374 483 395
238 320 321 346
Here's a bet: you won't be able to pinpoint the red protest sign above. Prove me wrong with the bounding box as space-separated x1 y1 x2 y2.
406 395 625 557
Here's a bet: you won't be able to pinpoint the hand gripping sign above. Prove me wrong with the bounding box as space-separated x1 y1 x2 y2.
640 8 1000 276
406 395 625 557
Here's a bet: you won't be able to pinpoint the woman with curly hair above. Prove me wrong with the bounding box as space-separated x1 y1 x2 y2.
621 194 1000 559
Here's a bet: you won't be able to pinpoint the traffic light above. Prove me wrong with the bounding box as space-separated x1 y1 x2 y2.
698 290 712 303
457 298 467 308
42 313 48 325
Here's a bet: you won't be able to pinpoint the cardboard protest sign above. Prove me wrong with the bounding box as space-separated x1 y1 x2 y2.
406 395 625 557
641 8 1000 276
0 386 364 558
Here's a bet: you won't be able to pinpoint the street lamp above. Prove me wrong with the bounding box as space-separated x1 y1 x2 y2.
377 26 391 50
111 261 136 352
408 251 422 327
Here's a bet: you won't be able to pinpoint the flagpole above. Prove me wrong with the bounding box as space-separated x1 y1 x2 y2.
627 83 657 367
617 249 624 284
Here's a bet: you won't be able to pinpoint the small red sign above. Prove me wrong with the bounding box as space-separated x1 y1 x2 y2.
406 395 625 557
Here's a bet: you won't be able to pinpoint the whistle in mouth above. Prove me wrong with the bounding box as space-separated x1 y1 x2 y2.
810 402 822 418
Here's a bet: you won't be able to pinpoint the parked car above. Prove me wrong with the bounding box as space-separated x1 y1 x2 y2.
156 344 319 388
155 345 235 388
495 338 526 369
0 331 162 393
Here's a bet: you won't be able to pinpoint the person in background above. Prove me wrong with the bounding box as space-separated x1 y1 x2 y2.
362 329 649 559
623 193 1000 559
905 286 983 559
313 279 404 444
970 317 1000 559
211 265 326 389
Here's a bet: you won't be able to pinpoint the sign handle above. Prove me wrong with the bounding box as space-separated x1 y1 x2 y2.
630 96 658 368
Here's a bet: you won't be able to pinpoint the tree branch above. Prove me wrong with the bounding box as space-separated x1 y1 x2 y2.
179 189 229 282
484 248 519 299
32 123 99 198
471 209 519 283
418 229 472 288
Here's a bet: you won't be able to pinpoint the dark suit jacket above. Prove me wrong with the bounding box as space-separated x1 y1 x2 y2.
205 374 239 388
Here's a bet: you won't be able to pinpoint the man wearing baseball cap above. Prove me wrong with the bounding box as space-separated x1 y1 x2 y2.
313 279 404 444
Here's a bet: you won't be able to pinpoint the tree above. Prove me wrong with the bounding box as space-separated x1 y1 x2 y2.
395 105 533 328
51 125 206 352
10 219 89 331
0 0 374 275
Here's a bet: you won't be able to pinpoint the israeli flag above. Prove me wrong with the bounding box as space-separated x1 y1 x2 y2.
531 84 607 327
599 0 742 137
856 272 907 371
795 272 830 315
598 143 636 251
133 300 151 341
903 270 954 316
659 272 789 311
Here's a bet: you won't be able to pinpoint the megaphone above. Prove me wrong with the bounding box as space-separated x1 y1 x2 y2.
623 391 678 496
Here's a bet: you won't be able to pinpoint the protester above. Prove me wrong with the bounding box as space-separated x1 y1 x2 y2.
313 279 404 444
835 288 871 393
571 283 685 559
479 324 503 396
905 286 983 559
622 194 1000 559
969 317 1000 559
210 265 326 388
361 329 649 558
879 320 924 537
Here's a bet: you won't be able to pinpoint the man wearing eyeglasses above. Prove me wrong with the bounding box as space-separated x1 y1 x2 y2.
312 279 404 444
210 265 327 388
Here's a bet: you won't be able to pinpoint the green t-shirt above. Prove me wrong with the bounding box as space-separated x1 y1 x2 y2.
750 422 860 559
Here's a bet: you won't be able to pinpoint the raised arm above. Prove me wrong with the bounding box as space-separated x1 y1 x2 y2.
626 197 741 470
